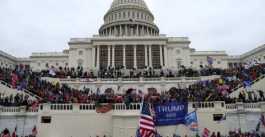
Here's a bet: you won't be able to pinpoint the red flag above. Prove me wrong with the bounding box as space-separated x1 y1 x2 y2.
11 127 16 137
203 128 210 137
96 104 112 113
31 101 39 111
32 126 37 137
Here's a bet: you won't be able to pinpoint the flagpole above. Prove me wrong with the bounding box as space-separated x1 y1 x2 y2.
135 91 145 137
194 103 199 137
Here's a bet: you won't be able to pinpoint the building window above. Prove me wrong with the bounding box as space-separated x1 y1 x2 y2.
46 63 49 67
77 59 84 67
78 50 83 55
190 61 193 65
114 13 117 20
65 63 68 66
38 63 41 66
123 12 126 18
176 59 182 69
132 11 135 18
217 61 221 64
56 63 59 66
176 49 181 54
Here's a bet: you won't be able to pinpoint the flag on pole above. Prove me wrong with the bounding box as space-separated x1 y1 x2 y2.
261 114 265 126
96 103 113 113
256 122 261 132
257 114 265 131
207 56 214 66
12 126 17 137
202 128 210 137
136 102 156 137
185 111 199 131
32 126 37 137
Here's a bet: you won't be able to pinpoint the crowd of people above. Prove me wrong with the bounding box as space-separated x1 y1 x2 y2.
0 63 264 106
0 93 32 107
0 126 37 137
41 65 227 79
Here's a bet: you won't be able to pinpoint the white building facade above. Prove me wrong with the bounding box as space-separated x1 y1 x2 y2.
0 0 264 72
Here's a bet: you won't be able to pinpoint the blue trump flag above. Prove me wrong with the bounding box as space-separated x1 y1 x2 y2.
154 102 188 126
185 111 199 131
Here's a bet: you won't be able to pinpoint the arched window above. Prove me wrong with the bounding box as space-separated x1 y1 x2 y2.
132 11 135 18
78 50 83 55
119 12 121 19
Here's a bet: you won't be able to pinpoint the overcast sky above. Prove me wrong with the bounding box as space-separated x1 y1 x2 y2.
0 0 264 57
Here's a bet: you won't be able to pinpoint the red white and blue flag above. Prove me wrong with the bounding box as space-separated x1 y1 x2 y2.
185 111 199 131
136 102 156 137
207 56 214 65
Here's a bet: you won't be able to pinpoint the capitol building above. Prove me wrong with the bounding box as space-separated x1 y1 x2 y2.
0 1 265 137
1 0 264 71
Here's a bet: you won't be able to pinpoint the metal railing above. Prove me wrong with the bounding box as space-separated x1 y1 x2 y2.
57 76 217 83
231 74 265 92
0 80 42 100
2 101 265 114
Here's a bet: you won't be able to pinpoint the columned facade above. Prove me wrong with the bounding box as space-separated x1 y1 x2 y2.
94 44 167 69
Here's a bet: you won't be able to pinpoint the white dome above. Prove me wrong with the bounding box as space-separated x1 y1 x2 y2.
99 0 159 37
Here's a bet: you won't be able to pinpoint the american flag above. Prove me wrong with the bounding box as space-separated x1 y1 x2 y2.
207 56 214 65
136 102 156 137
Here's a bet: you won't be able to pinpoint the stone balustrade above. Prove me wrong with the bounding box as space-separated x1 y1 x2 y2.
2 101 265 115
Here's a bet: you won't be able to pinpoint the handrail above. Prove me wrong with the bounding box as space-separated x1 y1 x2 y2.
231 74 265 92
0 80 43 100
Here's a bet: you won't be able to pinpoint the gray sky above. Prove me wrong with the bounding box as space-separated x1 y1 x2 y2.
0 0 264 57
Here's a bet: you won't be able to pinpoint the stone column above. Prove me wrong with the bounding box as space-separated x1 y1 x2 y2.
144 45 148 67
136 25 139 36
164 45 168 67
130 26 133 36
109 28 111 36
141 26 144 36
125 25 128 36
96 45 100 69
92 47 96 68
134 45 137 69
106 30 108 36
123 45 126 68
149 45 152 67
108 45 111 67
119 25 122 36
160 45 163 67
112 45 115 67
114 26 118 36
